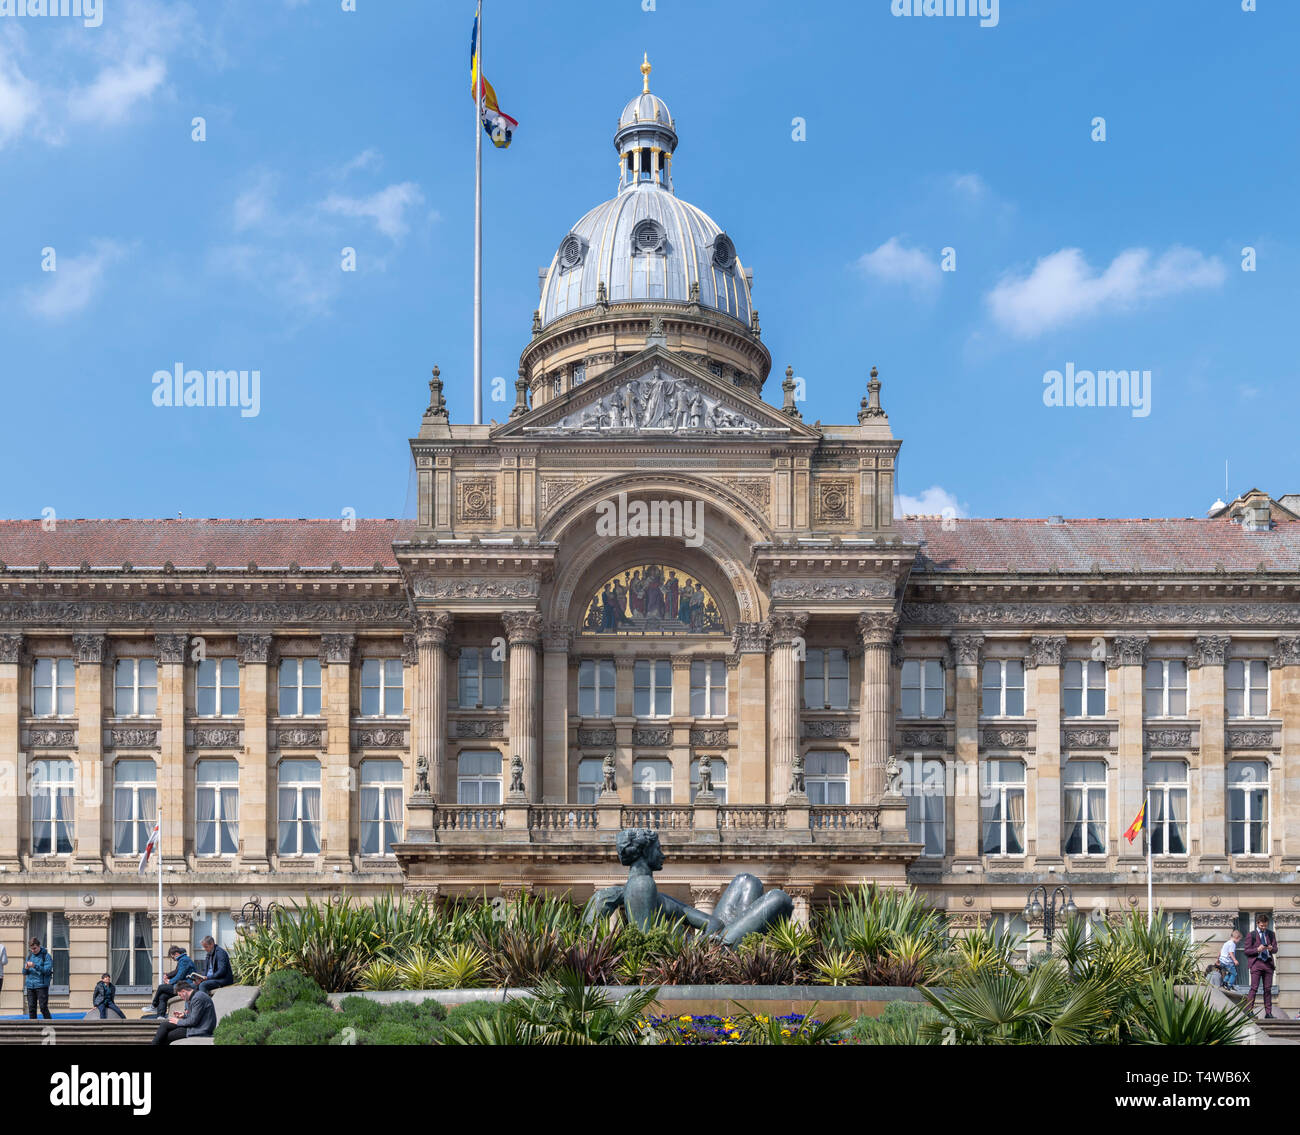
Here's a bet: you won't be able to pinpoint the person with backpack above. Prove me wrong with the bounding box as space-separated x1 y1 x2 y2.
93 972 126 1020
23 937 54 1020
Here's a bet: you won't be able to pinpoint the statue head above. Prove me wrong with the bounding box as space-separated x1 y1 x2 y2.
616 827 664 872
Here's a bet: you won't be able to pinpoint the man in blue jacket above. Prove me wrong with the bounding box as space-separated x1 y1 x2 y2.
197 935 233 994
23 936 54 1020
142 945 196 1019
151 982 216 1045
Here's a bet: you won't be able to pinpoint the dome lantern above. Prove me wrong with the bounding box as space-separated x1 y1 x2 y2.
615 53 677 194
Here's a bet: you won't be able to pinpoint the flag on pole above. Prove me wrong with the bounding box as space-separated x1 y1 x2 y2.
137 821 160 874
470 10 516 148
1123 800 1146 844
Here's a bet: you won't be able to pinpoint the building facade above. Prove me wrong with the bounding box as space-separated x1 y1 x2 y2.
2 63 1299 1012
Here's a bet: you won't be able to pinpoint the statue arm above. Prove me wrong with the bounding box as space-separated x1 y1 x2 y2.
582 886 625 925
658 894 720 934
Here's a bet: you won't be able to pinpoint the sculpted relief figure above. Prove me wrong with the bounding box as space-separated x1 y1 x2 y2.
582 828 794 947
546 366 769 435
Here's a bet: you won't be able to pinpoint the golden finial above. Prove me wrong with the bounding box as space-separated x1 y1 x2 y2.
641 52 652 94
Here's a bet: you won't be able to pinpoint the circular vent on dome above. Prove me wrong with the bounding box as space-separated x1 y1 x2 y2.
558 233 584 270
631 218 666 255
711 233 736 271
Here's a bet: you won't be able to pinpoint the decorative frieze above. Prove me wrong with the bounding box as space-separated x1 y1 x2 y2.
803 720 850 740
1190 909 1237 930
690 727 729 747
273 725 325 750
632 728 671 746
106 726 160 750
0 599 410 626
64 911 112 927
192 725 241 749
903 603 1300 629
1145 727 1193 749
772 578 892 601
1225 726 1278 750
454 719 506 740
982 727 1031 749
26 726 76 748
1063 727 1112 749
578 728 616 747
355 726 408 749
413 577 539 600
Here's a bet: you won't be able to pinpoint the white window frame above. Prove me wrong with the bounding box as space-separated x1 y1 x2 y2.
981 760 1026 857
1146 760 1188 856
1062 760 1107 857
360 659 404 717
1227 760 1269 856
1226 660 1269 719
900 756 945 856
901 659 945 719
633 758 673 804
633 659 673 718
196 759 239 857
277 759 322 857
456 750 502 805
32 658 75 717
1143 659 1188 719
1063 659 1107 718
804 649 849 711
805 750 849 805
29 912 71 994
30 758 75 856
576 757 604 804
114 658 158 718
192 911 237 956
278 657 322 717
981 660 1024 717
359 759 404 857
689 757 727 804
689 660 727 717
458 648 504 710
109 911 153 993
197 658 240 718
112 759 158 856
577 660 615 718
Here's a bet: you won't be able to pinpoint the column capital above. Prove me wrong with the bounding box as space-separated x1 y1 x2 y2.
155 633 188 664
1190 634 1230 669
319 632 356 666
543 622 574 653
856 611 899 647
0 632 22 664
71 633 106 665
730 621 770 655
502 610 545 646
948 634 984 668
237 632 273 664
1105 634 1149 670
769 610 810 647
415 611 454 648
1024 634 1066 669
1269 635 1300 669
64 910 112 928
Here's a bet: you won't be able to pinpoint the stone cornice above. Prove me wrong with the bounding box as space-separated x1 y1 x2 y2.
0 598 410 627
902 602 1300 629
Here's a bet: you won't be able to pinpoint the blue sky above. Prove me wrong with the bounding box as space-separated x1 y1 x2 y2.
1 0 1295 523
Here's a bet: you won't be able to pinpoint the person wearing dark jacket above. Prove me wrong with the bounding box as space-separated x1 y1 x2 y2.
1243 913 1280 1018
142 945 196 1018
197 936 233 994
93 973 126 1020
151 983 216 1045
23 937 54 1020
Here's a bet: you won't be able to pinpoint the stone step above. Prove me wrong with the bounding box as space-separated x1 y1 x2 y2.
0 1020 158 1045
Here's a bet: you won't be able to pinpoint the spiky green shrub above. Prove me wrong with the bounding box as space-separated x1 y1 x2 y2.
430 942 492 988
846 1000 941 1044
358 960 402 991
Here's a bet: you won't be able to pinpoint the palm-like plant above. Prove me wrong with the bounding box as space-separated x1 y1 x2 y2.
1131 979 1255 1046
811 948 863 986
358 959 402 991
430 942 492 989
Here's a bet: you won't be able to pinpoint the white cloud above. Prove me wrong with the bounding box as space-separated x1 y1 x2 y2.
68 57 167 125
320 182 426 240
986 245 1226 338
233 172 278 232
950 172 988 200
24 239 126 321
209 242 339 318
856 236 940 291
0 47 37 147
334 148 382 178
896 486 968 519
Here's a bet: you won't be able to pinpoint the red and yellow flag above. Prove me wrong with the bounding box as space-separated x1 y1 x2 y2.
1124 801 1146 844
470 8 517 149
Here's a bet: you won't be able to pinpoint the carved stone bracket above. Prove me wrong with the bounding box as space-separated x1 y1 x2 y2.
949 635 984 668
1191 635 1230 669
731 622 770 655
0 633 21 664
237 633 273 664
72 633 106 665
1025 635 1066 669
1270 636 1300 669
156 633 188 664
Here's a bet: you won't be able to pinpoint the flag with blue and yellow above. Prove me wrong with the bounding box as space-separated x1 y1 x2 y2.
470 9 517 149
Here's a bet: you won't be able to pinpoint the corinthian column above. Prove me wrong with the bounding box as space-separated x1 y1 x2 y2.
414 612 453 802
858 612 899 802
769 610 809 803
503 611 544 803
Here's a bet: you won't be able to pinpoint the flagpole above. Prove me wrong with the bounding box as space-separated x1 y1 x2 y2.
473 0 483 425
1145 788 1153 930
157 806 164 987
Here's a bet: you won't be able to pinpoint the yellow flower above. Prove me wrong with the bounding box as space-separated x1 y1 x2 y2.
678 1014 692 1022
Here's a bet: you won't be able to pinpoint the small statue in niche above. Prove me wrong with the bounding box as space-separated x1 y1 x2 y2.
600 753 617 794
414 753 430 795
509 754 525 795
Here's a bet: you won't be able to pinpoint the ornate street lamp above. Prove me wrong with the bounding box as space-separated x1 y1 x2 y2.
1022 885 1078 955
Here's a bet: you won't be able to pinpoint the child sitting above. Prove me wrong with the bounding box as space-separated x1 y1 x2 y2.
93 973 125 1020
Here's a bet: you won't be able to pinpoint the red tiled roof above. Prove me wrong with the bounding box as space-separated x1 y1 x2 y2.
0 519 414 569
897 518 1300 574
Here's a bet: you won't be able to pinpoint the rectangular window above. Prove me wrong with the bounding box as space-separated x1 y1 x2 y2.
457 750 502 804
576 758 604 804
689 660 727 717
901 659 945 718
112 759 158 856
1228 760 1269 855
360 759 404 856
30 759 75 855
1144 660 1188 718
1063 659 1107 717
805 751 849 805
981 660 1024 717
1063 760 1107 856
981 760 1025 856
114 658 158 717
360 659 404 717
277 758 322 856
109 911 153 992
458 648 504 709
633 758 673 804
633 659 672 717
196 759 239 857
27 912 71 993
197 659 240 717
578 660 615 718
1147 760 1188 855
1226 660 1269 719
803 649 849 710
278 658 322 717
690 757 727 804
192 911 237 956
33 658 75 717
901 756 945 856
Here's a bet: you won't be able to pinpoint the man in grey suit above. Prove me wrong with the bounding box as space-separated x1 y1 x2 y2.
151 982 217 1045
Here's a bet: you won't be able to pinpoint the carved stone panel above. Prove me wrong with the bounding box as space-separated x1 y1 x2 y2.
192 726 241 749
632 728 671 746
982 727 1031 750
355 726 409 749
813 479 854 523
25 726 77 748
690 727 730 747
106 726 160 750
273 725 325 750
457 479 496 522
454 719 506 740
577 728 616 747
1145 727 1193 750
803 720 850 740
1062 727 1113 749
1226 726 1278 750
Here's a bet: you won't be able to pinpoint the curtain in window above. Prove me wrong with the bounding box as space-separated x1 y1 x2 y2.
1062 787 1082 854
220 787 239 853
302 787 321 854
55 788 74 853
110 914 130 986
32 789 51 854
137 786 157 855
277 787 297 855
384 786 402 851
133 916 152 988
1169 788 1188 854
1006 790 1025 854
51 915 70 987
196 786 217 856
113 786 132 855
1086 788 1105 854
360 787 380 855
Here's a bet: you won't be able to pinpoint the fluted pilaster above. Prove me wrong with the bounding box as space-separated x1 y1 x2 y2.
503 611 545 803
415 612 454 802
859 612 900 802
769 610 809 802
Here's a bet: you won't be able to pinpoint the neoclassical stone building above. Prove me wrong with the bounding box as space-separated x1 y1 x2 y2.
2 63 1299 1012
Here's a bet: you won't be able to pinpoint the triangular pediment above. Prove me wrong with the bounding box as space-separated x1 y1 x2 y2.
491 347 822 440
